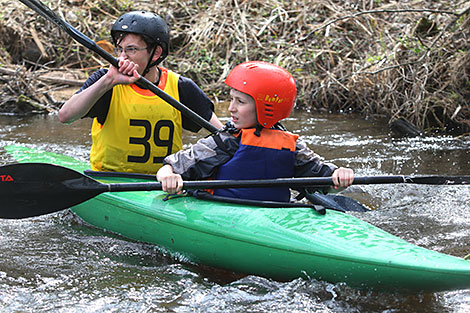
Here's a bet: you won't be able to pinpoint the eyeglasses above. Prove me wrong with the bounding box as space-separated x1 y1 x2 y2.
114 46 148 56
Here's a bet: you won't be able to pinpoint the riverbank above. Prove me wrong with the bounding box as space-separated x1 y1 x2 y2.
1 0 469 135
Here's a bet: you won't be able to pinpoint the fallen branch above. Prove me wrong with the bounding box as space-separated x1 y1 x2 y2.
300 8 459 42
0 67 85 86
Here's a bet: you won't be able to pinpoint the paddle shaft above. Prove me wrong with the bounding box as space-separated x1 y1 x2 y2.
1 162 469 219
85 169 470 186
106 175 470 192
18 0 219 134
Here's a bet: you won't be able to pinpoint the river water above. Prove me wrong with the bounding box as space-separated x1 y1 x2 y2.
0 108 469 312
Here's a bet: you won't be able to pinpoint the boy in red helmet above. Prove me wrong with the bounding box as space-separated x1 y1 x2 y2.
59 12 223 175
157 61 354 201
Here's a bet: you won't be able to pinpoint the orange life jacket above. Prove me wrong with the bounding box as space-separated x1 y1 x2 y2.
213 127 298 202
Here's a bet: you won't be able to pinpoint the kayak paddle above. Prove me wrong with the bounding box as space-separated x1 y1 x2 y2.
17 0 219 134
1 163 469 219
82 170 371 213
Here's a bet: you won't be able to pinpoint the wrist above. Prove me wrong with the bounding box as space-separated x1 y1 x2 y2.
157 164 174 180
102 69 120 89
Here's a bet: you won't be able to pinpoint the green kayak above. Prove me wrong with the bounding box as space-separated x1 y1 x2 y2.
5 145 470 292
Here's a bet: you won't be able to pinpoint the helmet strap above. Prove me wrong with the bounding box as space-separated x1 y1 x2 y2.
142 46 158 77
254 124 264 137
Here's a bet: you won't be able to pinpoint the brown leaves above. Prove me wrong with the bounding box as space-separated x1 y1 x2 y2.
1 0 469 133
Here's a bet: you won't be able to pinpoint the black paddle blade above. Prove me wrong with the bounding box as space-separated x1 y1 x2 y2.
0 163 107 219
406 176 470 185
304 193 370 213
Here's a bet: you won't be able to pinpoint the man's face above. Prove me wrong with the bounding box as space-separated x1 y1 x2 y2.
115 34 151 75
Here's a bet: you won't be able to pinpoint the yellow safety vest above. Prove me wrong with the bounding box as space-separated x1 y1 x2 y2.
90 68 183 174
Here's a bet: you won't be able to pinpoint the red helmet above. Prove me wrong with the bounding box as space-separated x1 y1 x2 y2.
225 61 297 128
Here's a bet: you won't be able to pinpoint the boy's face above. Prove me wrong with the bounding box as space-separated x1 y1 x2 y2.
228 89 258 129
115 33 154 75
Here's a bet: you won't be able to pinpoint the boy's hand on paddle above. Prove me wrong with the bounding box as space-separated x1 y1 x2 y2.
107 57 141 86
157 165 184 194
332 167 354 189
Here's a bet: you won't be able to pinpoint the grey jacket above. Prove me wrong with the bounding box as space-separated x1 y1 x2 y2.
163 123 338 182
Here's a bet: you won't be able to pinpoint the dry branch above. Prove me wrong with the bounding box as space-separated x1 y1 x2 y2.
0 67 85 86
0 0 469 134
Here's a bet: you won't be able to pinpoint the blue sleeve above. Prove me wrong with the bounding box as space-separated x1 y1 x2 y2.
80 69 112 124
178 76 215 132
80 72 214 127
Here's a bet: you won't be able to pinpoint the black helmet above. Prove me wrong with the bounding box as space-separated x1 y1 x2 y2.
111 11 169 65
